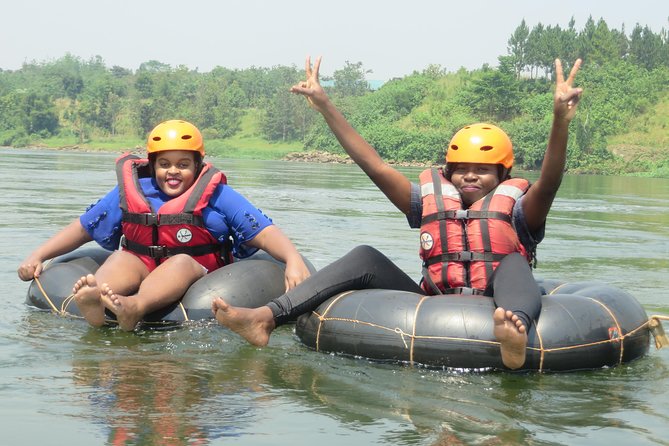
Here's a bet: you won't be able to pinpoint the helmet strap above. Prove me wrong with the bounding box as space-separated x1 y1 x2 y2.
498 165 512 181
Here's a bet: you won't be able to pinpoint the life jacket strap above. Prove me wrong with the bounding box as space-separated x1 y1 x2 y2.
423 251 507 266
121 237 224 260
421 210 511 225
122 211 204 227
441 287 487 296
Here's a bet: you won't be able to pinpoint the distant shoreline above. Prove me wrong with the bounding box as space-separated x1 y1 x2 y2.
4 145 667 176
3 145 432 167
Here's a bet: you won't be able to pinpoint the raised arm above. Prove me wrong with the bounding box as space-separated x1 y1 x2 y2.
290 56 412 215
523 58 583 232
17 218 93 281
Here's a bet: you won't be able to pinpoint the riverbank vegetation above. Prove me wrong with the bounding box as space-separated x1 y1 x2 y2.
1 16 668 176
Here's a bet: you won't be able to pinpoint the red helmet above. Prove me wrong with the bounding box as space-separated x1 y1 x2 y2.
147 120 205 156
446 123 513 168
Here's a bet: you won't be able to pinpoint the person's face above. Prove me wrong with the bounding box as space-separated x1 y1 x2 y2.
153 150 197 197
449 163 500 206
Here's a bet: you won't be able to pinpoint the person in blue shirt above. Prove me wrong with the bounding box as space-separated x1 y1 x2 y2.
18 120 310 331
212 57 583 370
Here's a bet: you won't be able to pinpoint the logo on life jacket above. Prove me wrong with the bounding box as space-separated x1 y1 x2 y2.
176 228 193 243
420 232 434 250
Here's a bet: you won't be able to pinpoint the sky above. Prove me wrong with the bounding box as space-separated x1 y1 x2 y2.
1 0 667 80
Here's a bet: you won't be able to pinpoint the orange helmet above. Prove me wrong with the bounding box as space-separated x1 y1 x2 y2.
147 120 205 156
445 123 513 168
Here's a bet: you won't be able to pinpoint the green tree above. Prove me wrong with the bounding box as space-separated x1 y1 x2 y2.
460 57 522 121
20 91 58 136
589 19 620 66
629 24 666 69
577 16 597 62
333 61 371 97
261 89 303 141
508 19 530 78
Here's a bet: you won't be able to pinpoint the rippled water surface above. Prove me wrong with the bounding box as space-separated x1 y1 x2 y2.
1 148 668 445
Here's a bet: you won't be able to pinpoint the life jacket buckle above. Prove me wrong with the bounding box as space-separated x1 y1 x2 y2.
454 210 469 219
143 214 159 225
148 245 168 259
457 251 474 261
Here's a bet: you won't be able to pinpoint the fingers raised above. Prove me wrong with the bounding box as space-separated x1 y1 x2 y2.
555 59 564 85
566 58 582 85
305 56 312 78
313 55 322 81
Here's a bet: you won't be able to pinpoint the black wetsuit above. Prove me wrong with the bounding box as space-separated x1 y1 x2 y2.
268 182 543 330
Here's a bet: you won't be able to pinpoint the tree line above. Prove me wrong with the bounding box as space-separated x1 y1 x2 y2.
1 16 668 173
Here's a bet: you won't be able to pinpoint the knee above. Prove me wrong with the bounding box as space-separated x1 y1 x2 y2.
168 254 206 276
347 245 383 258
101 250 146 272
500 253 531 271
348 245 389 263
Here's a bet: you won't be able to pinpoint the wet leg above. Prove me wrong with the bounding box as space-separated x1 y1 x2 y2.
215 245 423 345
101 254 206 331
493 307 527 369
73 250 147 328
73 274 106 327
212 298 275 346
489 253 542 369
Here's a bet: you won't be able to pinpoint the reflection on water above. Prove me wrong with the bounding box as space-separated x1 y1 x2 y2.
1 149 668 445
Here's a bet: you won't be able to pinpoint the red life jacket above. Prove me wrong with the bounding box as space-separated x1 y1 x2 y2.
418 168 530 295
116 153 232 272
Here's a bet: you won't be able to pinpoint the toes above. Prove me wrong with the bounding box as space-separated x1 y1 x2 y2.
211 298 229 313
85 274 96 287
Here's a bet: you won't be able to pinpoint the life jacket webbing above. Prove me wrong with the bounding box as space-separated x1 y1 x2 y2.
421 210 511 225
121 211 205 227
433 168 450 293
183 165 218 213
479 191 496 282
121 237 223 259
423 251 507 266
441 287 487 296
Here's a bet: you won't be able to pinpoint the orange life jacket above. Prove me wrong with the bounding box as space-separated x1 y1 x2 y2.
116 153 232 272
418 168 530 295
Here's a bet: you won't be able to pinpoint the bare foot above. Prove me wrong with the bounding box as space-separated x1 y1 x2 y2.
73 274 106 327
100 284 142 332
493 307 527 370
211 297 276 346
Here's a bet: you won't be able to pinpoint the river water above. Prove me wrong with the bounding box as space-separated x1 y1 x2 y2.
1 148 668 445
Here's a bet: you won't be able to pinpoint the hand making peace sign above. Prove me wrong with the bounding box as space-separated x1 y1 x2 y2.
553 58 583 123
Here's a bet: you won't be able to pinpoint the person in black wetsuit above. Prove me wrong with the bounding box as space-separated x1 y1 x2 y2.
212 56 583 369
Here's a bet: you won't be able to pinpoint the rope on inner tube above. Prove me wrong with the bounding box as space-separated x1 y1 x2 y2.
33 276 61 314
179 302 189 321
314 290 355 352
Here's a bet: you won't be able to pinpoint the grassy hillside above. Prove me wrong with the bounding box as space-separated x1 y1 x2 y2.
605 95 669 176
205 109 302 159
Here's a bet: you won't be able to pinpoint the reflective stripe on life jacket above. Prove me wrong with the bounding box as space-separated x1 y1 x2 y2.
418 167 530 295
115 153 232 271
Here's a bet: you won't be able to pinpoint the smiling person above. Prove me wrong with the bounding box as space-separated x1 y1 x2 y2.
18 120 310 331
213 57 582 370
